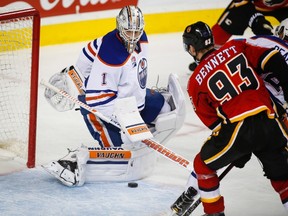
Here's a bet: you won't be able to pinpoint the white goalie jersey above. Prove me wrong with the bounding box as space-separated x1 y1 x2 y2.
75 29 148 118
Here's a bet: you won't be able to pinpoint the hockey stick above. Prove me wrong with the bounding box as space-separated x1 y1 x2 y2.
182 163 234 216
40 79 194 172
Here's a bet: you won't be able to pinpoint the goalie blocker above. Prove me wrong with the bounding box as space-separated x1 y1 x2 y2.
42 70 186 185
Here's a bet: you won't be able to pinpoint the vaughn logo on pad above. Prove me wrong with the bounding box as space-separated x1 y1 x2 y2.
88 147 132 159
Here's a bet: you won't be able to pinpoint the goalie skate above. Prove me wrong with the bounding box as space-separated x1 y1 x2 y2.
170 186 198 216
42 147 88 187
42 160 78 187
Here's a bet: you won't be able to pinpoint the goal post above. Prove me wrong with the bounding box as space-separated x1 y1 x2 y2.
0 7 40 168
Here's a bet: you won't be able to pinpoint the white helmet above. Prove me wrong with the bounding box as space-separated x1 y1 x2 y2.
275 18 288 41
116 5 144 53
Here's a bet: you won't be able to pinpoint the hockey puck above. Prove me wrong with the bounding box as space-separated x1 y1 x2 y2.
128 182 138 188
189 62 197 72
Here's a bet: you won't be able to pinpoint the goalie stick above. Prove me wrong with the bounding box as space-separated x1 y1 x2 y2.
171 163 234 216
40 79 194 172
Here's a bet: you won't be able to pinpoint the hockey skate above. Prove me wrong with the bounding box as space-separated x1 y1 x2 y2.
170 186 198 216
42 147 88 187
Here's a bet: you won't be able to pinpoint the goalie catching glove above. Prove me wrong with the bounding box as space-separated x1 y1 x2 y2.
44 65 84 112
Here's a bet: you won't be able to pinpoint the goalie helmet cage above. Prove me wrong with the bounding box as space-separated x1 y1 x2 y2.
0 7 40 168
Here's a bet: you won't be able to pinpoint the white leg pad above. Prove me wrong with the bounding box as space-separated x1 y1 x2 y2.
75 146 89 186
151 73 186 144
85 146 157 182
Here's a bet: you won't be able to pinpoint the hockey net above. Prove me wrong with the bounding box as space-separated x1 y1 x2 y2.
0 7 40 168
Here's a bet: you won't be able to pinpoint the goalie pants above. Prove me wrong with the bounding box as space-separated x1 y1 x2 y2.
82 89 165 147
194 112 288 214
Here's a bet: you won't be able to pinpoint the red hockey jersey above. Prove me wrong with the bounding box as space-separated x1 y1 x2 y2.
187 39 278 130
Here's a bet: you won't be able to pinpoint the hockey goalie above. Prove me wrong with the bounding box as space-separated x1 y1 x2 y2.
42 6 186 187
42 65 186 187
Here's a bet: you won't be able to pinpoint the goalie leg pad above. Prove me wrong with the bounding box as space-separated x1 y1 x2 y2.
75 146 89 186
85 146 157 182
151 73 186 144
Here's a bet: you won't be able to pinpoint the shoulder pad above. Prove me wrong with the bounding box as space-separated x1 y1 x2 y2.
98 29 129 66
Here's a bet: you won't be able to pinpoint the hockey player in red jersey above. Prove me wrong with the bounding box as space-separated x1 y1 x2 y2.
182 21 288 215
171 19 288 216
212 0 288 48
188 0 288 73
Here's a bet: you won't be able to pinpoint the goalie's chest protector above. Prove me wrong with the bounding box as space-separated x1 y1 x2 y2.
88 30 148 110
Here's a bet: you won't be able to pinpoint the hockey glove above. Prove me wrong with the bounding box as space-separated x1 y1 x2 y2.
233 153 252 169
45 65 85 112
44 68 76 112
249 13 273 35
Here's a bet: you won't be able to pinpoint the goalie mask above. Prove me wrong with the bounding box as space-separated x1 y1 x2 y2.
183 21 214 53
116 5 144 54
275 18 288 41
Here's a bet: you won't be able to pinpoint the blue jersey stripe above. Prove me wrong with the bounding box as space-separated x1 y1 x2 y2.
93 39 98 50
82 47 94 62
86 89 117 94
88 94 117 107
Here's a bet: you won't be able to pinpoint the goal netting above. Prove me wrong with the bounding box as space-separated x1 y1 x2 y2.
0 7 40 168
